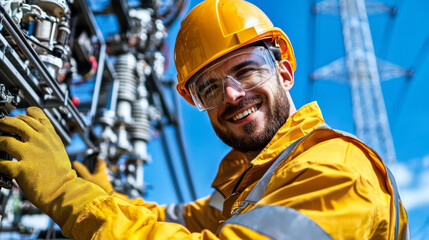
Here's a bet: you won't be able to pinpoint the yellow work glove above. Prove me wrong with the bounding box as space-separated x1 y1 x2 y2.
73 157 114 194
0 107 106 238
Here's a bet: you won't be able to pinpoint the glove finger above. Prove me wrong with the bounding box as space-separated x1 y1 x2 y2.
0 159 21 179
0 137 25 160
94 157 107 174
26 107 54 130
15 110 44 132
72 161 92 179
0 116 33 141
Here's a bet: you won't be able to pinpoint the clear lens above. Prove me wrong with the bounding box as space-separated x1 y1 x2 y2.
188 46 276 111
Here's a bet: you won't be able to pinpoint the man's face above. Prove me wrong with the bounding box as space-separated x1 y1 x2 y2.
205 53 294 154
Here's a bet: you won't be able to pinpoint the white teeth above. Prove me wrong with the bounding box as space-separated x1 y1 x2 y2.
232 107 257 121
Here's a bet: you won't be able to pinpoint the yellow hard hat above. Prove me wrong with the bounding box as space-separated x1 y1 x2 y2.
174 0 296 106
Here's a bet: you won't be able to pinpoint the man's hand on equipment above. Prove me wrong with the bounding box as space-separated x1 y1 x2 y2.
0 107 106 236
73 157 114 194
0 107 74 207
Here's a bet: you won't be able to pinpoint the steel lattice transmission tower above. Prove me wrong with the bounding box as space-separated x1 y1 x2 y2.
312 0 408 165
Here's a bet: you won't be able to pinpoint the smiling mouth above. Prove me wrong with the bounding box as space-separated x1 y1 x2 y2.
231 106 258 122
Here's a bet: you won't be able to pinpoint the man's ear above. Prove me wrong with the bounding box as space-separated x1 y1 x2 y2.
278 59 294 91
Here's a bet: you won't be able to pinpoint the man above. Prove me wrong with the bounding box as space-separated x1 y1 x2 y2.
0 0 408 239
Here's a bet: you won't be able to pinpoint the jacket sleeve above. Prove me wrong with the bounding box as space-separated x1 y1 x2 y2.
112 192 224 233
70 194 281 240
110 193 168 222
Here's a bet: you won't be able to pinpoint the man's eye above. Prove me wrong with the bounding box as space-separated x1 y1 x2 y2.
235 67 267 80
202 82 222 99
235 67 256 78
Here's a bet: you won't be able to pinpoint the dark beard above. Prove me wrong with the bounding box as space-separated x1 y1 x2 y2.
212 81 290 153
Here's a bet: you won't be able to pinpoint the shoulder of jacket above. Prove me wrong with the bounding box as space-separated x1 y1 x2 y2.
273 128 380 177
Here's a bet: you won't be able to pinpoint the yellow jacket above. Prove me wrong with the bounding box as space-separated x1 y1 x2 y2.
65 102 408 239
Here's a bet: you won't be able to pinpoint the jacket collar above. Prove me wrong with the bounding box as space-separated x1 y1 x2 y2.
251 101 325 166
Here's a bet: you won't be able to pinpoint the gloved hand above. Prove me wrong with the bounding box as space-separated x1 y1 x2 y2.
73 157 114 194
0 107 106 237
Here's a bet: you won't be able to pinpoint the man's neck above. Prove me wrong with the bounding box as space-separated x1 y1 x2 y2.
244 151 261 162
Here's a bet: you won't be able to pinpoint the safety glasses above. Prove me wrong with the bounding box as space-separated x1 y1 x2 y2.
188 46 277 111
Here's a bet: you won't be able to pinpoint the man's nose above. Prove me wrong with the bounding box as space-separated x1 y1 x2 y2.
224 78 245 104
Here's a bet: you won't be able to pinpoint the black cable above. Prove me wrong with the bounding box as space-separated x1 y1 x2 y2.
172 91 197 200
378 0 405 59
377 7 396 60
411 34 429 75
147 68 197 200
390 34 429 131
389 77 410 132
22 33 52 52
160 125 185 203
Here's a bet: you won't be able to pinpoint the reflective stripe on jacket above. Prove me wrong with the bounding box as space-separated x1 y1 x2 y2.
67 102 408 239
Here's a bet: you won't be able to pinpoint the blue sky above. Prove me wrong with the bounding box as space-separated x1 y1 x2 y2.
87 0 429 238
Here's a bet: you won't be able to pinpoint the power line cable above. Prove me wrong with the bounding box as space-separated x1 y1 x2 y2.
173 91 197 200
160 124 185 203
411 34 429 75
377 5 397 59
390 34 429 131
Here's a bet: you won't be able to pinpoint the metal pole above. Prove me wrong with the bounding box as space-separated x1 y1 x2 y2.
339 0 397 164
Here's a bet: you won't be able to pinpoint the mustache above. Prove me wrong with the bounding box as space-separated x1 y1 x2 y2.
221 95 263 119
